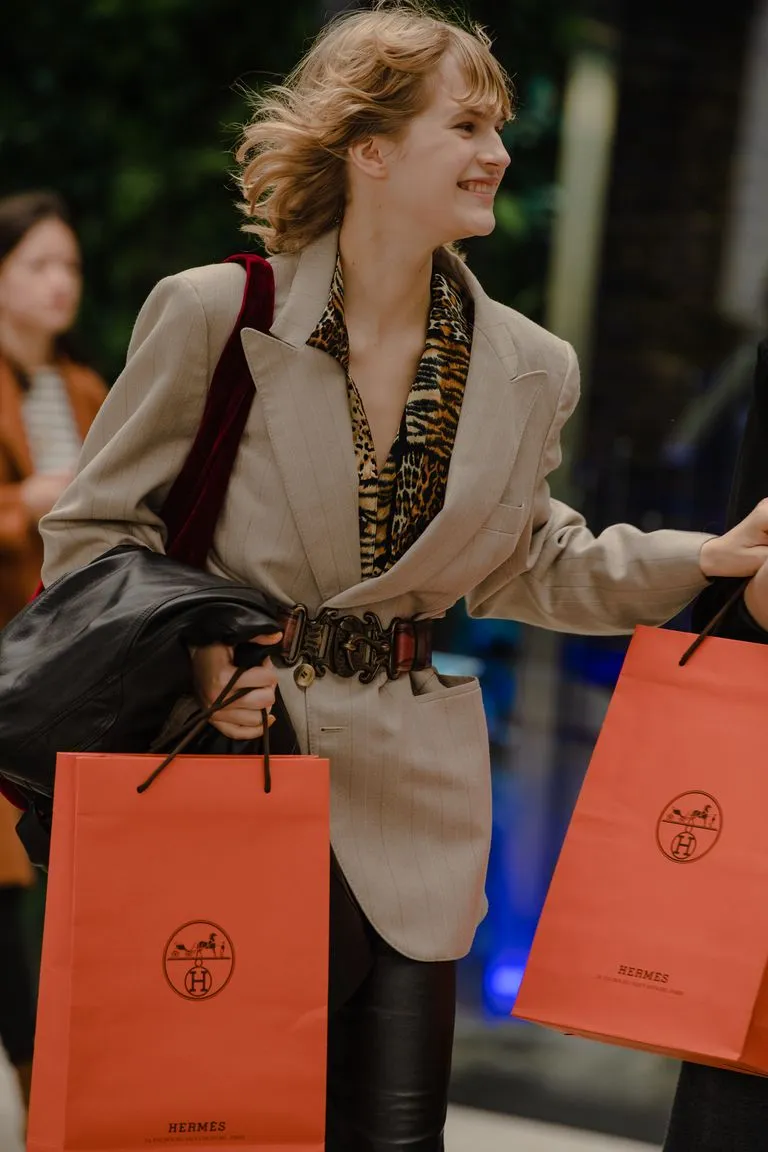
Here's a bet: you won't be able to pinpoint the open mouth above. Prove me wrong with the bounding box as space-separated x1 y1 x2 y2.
458 181 497 197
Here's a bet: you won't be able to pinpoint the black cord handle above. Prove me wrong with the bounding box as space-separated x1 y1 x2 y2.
137 638 281 794
678 578 751 666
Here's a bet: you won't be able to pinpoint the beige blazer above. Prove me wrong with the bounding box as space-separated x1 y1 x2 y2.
40 228 711 961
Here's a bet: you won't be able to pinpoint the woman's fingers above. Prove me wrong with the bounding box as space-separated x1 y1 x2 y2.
219 679 276 708
191 635 283 725
208 661 278 706
209 713 276 741
216 692 277 725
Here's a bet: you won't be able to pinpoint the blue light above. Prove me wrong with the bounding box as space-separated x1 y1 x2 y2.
483 955 529 1016
489 964 525 998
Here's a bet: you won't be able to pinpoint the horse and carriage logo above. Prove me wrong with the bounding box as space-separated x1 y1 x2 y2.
163 921 235 1000
656 791 722 863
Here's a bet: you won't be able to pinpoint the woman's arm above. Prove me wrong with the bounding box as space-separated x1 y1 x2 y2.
40 269 240 585
40 265 278 738
467 343 768 636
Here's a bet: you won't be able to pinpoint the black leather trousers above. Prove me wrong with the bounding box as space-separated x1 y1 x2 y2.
664 1061 768 1151
0 885 35 1066
325 862 456 1151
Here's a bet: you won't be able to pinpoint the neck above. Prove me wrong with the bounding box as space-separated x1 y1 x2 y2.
0 319 56 374
338 212 435 344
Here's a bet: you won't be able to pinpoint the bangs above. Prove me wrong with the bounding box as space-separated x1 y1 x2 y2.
447 28 514 121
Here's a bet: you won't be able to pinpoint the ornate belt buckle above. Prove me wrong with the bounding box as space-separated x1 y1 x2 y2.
281 606 402 683
337 611 396 684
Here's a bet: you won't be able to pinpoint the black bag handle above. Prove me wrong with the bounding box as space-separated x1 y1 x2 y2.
678 577 750 666
137 639 281 794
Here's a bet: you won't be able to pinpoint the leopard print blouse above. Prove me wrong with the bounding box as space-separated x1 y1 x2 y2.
307 256 473 580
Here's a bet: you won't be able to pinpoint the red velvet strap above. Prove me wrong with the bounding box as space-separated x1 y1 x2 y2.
0 256 274 811
161 253 275 567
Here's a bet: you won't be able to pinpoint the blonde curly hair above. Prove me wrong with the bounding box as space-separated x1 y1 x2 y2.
235 2 514 255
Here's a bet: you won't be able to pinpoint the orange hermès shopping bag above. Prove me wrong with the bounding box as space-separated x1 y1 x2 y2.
514 625 768 1075
27 751 329 1151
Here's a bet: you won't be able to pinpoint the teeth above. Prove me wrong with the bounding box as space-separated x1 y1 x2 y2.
461 181 493 193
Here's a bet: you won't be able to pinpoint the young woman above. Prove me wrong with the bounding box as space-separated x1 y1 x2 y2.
0 190 106 1121
0 191 106 627
38 7 768 1149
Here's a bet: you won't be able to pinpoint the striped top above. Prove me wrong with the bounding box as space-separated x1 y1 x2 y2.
21 367 82 475
307 257 473 579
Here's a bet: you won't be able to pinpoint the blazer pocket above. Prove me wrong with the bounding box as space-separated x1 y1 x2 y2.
410 667 481 702
481 501 528 536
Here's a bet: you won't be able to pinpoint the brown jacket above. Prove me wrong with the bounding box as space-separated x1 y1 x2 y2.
0 354 106 887
0 795 33 887
0 354 106 628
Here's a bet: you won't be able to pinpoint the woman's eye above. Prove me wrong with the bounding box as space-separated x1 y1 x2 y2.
457 123 475 134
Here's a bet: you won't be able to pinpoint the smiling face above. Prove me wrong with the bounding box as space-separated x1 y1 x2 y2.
367 53 511 250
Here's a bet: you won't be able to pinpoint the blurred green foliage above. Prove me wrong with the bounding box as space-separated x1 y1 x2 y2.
5 0 572 378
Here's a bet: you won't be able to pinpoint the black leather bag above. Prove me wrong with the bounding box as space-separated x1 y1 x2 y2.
0 252 280 857
0 544 282 802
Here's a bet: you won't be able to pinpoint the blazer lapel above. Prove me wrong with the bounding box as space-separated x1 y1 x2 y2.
240 231 362 602
326 281 547 611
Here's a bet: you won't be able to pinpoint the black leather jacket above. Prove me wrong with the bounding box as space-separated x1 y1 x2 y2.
0 545 295 865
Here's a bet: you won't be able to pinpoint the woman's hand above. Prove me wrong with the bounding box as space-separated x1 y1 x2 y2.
699 500 768 578
190 632 282 740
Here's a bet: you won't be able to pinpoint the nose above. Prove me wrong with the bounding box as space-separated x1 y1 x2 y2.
49 261 80 299
480 130 510 174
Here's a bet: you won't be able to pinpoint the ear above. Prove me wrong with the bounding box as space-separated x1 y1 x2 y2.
347 135 392 181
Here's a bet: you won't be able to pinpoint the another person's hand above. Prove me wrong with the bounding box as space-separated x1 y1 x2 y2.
699 500 768 578
744 559 768 630
190 633 282 740
20 471 74 520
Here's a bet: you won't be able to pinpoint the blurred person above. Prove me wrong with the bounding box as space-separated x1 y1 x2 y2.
0 191 106 1120
35 6 768 1149
0 190 107 627
664 336 768 1152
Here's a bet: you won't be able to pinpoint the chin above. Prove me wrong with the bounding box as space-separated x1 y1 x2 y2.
434 215 497 250
473 213 497 238
456 211 497 242
48 312 77 335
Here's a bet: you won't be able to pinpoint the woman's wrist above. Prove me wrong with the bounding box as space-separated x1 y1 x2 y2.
698 536 720 578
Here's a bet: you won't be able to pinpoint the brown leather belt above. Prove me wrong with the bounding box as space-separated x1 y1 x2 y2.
277 604 433 684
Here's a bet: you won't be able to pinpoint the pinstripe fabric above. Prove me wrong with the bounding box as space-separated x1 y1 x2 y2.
40 228 712 960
